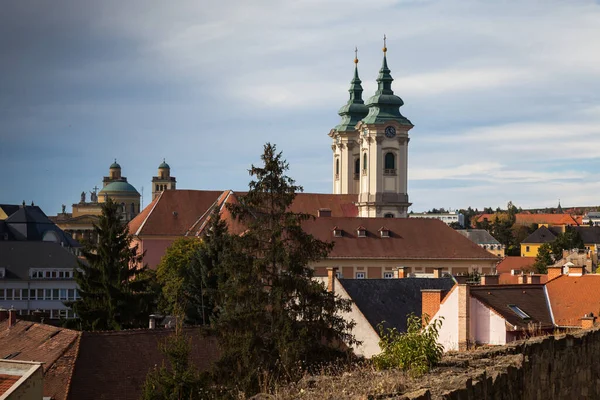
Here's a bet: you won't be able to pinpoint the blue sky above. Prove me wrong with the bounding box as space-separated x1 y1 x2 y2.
2 0 600 214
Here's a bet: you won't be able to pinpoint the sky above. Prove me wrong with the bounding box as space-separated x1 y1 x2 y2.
2 0 600 214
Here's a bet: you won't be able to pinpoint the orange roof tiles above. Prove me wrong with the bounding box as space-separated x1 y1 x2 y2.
301 217 498 260
476 213 578 226
546 274 600 327
0 374 20 396
496 257 536 274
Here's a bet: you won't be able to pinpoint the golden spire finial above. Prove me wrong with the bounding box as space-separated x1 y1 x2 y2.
383 34 387 53
354 46 358 64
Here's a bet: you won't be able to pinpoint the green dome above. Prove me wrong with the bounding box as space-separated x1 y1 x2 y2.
158 160 170 169
110 161 121 169
99 181 139 195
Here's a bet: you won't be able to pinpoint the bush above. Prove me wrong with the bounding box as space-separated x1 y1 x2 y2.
372 314 444 376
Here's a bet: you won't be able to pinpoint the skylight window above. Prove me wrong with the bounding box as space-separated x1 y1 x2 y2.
508 305 530 320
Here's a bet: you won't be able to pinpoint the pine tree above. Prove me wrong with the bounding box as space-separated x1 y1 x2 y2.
184 209 231 325
69 198 155 330
211 143 357 395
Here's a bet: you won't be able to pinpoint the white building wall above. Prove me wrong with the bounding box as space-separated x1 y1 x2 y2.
470 297 507 346
430 287 460 352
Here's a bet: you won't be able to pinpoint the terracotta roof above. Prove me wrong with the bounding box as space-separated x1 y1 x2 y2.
546 274 600 327
476 213 578 226
128 190 224 236
67 328 219 400
288 193 358 217
0 320 81 400
498 273 547 285
0 374 20 396
301 217 499 260
470 285 553 330
496 257 536 274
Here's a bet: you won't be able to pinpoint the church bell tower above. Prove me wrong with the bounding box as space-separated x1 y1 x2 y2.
329 39 413 218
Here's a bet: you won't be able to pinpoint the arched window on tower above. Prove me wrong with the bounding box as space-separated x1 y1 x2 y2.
384 152 396 174
354 158 360 179
155 184 159 191
362 153 368 174
335 158 340 179
131 203 135 215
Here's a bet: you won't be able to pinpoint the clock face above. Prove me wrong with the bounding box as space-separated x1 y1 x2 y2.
385 126 396 138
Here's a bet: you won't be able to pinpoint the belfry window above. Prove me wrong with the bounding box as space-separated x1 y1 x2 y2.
362 153 368 173
335 158 340 179
384 152 396 174
354 158 360 174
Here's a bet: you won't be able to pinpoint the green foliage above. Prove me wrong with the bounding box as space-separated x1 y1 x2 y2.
185 209 231 325
534 243 554 274
550 228 584 256
211 143 358 396
68 198 155 331
156 238 202 316
141 323 208 400
373 314 444 376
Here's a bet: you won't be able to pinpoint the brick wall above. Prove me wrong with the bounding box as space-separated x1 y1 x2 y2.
421 290 443 326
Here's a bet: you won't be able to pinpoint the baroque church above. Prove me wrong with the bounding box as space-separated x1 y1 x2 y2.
330 42 413 218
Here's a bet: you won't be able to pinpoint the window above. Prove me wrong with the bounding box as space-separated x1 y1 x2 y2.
0 289 4 300
59 289 67 300
380 229 390 238
356 272 365 279
354 158 360 177
336 272 343 279
37 289 44 299
335 158 340 178
6 289 13 300
526 246 530 252
68 289 75 300
384 213 394 218
20 289 28 300
357 227 366 237
156 184 159 191
29 289 35 300
333 228 342 238
508 305 530 320
384 272 394 279
362 153 368 173
45 289 52 300
384 152 395 173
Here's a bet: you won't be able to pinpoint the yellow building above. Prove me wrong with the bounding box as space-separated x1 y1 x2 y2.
521 226 600 257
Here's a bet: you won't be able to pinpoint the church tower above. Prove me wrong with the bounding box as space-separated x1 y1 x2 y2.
330 39 413 218
152 159 177 200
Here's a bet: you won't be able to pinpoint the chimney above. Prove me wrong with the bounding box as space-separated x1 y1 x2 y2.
517 274 528 284
529 274 542 284
581 313 596 329
421 289 443 326
480 274 499 285
547 266 564 281
458 284 471 351
8 308 16 328
394 267 406 279
433 267 443 278
327 267 338 293
568 266 585 276
318 208 332 218
149 314 157 329
454 275 469 284
0 308 7 322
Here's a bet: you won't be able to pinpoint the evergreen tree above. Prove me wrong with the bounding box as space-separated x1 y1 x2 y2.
534 243 554 274
141 320 208 400
69 198 155 330
211 143 357 396
185 209 231 325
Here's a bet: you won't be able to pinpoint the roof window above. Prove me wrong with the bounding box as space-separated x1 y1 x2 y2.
357 226 366 237
508 304 531 320
332 227 343 238
379 227 390 238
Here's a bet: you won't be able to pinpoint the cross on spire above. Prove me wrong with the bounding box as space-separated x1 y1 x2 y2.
354 46 358 64
383 34 387 53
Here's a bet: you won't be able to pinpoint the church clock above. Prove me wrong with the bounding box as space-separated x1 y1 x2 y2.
384 125 396 138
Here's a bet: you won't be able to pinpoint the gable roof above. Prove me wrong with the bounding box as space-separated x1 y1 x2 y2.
546 274 600 327
470 285 553 330
302 217 499 260
1 205 78 247
573 226 600 244
496 256 536 274
477 213 578 226
522 226 559 244
339 278 455 332
456 229 501 245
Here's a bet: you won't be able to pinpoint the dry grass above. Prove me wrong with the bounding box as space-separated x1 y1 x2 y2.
263 361 407 400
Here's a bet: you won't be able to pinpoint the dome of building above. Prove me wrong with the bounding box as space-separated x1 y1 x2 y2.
99 181 140 195
110 160 121 169
158 160 170 169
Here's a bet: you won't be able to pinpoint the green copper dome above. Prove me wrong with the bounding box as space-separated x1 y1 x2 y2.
158 160 170 169
99 181 140 195
362 53 412 126
334 62 369 132
110 160 121 169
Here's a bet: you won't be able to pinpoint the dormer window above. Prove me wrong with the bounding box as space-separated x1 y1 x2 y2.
332 227 343 237
357 226 366 237
379 227 390 238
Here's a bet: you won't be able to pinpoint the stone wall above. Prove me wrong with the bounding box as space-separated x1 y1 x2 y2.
398 327 600 399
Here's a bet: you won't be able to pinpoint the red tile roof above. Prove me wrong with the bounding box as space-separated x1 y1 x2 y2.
0 374 20 396
0 320 81 400
496 257 536 274
301 217 498 260
546 274 600 327
498 273 548 285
